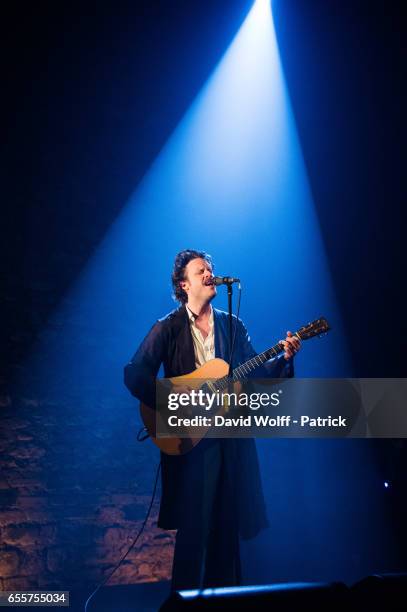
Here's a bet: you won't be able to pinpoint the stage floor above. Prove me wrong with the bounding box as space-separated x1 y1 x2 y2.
72 581 171 612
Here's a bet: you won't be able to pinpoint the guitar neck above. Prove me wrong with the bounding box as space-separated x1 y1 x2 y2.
212 334 301 393
210 318 329 392
232 341 285 380
231 326 311 380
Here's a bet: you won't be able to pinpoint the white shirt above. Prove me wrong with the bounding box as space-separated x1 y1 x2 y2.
186 305 215 368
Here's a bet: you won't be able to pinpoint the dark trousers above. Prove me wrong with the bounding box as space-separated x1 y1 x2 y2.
171 441 242 591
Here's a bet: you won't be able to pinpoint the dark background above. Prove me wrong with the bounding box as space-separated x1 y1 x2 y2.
1 0 405 382
0 0 406 597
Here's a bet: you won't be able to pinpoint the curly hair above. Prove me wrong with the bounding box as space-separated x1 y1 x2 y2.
172 249 214 304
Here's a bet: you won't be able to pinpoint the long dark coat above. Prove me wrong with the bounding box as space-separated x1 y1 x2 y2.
124 305 293 539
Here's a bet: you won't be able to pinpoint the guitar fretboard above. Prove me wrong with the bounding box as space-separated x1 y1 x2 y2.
206 331 304 394
232 342 283 379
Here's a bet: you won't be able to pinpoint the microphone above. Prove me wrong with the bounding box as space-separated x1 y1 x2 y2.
212 276 240 286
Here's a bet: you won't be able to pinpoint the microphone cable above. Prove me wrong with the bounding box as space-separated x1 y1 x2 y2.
84 459 161 612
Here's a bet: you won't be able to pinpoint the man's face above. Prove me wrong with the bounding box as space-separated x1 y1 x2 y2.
181 258 216 305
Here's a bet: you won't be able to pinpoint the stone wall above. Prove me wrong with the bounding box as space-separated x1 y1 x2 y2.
0 392 174 591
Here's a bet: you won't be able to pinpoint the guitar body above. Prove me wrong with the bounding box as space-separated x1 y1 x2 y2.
140 358 229 456
138 317 330 456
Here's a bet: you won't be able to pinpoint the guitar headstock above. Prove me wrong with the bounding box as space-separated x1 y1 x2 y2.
297 317 331 340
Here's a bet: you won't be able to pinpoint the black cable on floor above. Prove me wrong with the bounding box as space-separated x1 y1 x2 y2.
84 461 161 612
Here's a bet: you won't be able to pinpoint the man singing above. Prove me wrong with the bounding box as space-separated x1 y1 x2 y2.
124 249 301 590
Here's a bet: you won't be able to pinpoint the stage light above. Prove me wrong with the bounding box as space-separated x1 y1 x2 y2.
22 0 349 383
17 0 379 593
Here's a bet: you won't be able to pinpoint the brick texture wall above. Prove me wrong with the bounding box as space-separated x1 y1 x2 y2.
0 392 174 591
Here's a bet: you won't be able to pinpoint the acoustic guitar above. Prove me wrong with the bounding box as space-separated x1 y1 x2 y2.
140 317 330 455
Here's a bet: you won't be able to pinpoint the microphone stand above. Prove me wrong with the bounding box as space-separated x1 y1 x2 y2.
213 276 240 378
227 283 233 378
